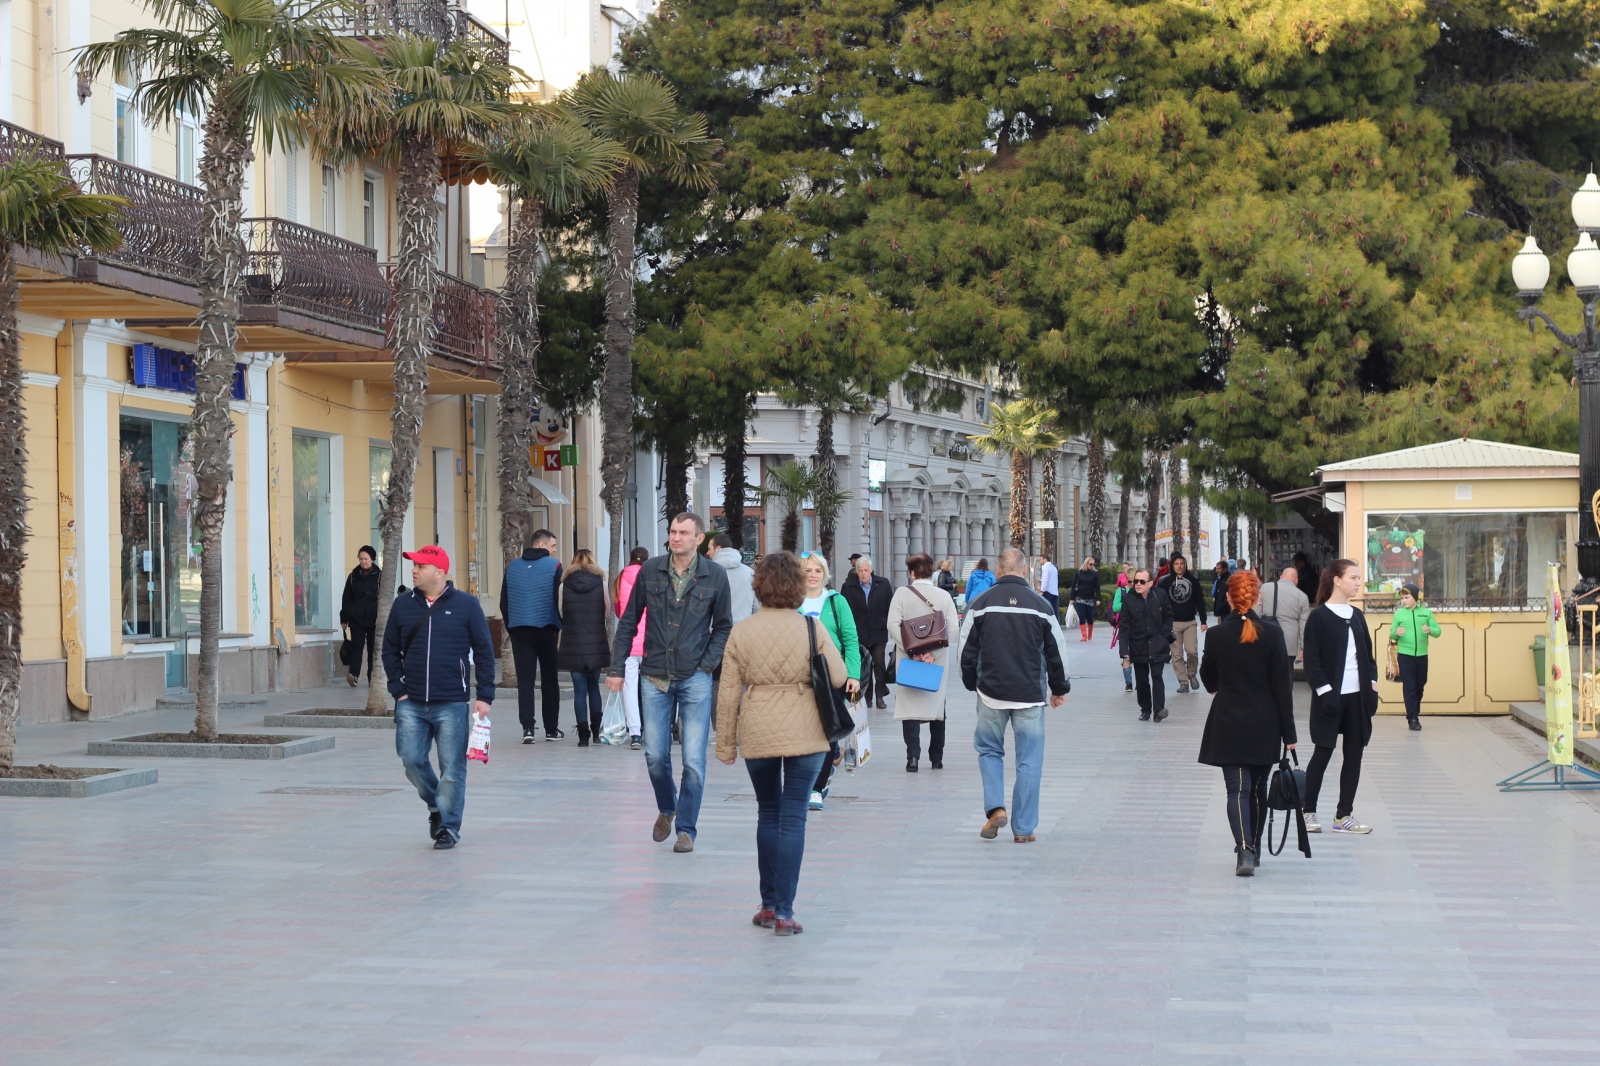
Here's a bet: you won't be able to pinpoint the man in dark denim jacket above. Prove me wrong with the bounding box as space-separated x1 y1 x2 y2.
608 512 732 853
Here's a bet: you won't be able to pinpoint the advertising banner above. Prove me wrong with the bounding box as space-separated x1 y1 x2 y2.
1547 564 1573 766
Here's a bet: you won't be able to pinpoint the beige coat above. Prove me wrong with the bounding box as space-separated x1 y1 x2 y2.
887 579 961 722
715 608 847 762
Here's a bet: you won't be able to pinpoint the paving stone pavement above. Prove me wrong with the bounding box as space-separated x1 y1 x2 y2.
5 653 1600 1066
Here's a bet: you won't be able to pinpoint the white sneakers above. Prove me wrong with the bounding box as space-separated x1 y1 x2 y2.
1304 811 1374 834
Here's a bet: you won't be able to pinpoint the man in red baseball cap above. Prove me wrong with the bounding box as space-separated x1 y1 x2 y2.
383 544 496 849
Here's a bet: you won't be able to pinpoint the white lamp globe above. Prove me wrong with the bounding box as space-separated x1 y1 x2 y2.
1511 235 1550 294
1569 232 1600 292
1573 171 1600 232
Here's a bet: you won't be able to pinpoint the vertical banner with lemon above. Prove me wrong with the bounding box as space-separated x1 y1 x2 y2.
1547 564 1573 766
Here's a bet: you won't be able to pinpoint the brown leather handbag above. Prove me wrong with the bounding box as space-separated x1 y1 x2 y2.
899 585 949 655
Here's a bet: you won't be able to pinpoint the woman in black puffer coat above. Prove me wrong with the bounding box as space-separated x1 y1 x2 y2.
558 550 612 745
339 546 382 686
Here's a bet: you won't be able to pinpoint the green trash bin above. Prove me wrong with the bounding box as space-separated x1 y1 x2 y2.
1531 635 1547 686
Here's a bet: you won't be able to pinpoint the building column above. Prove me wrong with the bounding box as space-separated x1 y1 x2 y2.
931 514 947 561
244 360 271 646
74 324 117 660
890 514 908 583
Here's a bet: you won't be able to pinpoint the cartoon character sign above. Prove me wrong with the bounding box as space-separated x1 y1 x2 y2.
531 400 567 448
1367 523 1425 594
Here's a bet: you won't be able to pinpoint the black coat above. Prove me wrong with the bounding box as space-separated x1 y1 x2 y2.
1069 567 1100 604
381 583 496 704
339 565 382 628
936 568 956 594
840 571 893 646
1211 572 1233 621
1302 603 1379 747
1117 587 1175 664
558 570 611 672
1197 612 1297 766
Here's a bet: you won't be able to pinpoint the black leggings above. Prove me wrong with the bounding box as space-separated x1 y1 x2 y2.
903 719 945 762
346 624 375 679
1303 692 1367 819
1398 652 1428 721
1222 764 1271 851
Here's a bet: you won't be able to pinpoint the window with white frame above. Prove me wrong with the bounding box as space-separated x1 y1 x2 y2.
321 164 337 233
115 68 140 165
174 105 200 185
362 175 378 248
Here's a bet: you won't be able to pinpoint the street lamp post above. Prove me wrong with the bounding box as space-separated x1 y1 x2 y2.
1512 171 1600 600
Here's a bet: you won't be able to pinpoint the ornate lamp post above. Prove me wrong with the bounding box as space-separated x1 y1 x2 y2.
1513 171 1600 599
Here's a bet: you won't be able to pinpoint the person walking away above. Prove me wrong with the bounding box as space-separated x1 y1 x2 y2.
612 546 650 749
558 549 611 746
1391 582 1439 731
1110 572 1134 691
936 557 958 596
1155 556 1171 582
710 533 756 623
716 552 848 936
841 554 894 710
1037 553 1060 621
1293 551 1319 600
797 552 860 809
1263 565 1312 682
1157 553 1208 694
1120 568 1175 722
1210 560 1233 624
964 559 996 606
1301 559 1380 834
339 545 381 687
1069 557 1099 641
887 553 962 771
502 529 564 742
959 548 1070 843
608 513 733 853
1197 571 1297 875
383 545 495 850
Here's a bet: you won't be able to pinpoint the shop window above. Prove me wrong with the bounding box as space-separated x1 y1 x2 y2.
120 414 200 639
1365 512 1567 607
370 442 392 561
293 433 333 629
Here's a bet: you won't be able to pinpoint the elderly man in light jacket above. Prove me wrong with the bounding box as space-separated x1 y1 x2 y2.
1262 565 1312 677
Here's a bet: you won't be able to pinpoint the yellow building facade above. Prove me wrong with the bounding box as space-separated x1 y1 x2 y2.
5 0 512 721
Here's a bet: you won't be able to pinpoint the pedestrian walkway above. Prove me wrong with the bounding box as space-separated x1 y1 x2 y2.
4 662 1600 1064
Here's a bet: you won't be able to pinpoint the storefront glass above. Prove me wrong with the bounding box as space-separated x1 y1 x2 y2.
119 413 200 639
369 442 391 563
293 433 333 629
1365 511 1566 605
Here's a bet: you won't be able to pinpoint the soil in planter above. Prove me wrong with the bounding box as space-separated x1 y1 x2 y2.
305 708 391 717
2 765 119 780
136 733 303 744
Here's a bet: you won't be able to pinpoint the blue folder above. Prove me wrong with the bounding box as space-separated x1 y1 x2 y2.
895 658 944 692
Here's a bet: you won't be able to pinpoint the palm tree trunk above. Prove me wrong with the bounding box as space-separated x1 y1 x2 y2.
1086 435 1107 563
781 509 800 553
663 437 689 522
494 196 543 687
722 408 747 548
1167 453 1184 559
1188 479 1204 567
189 114 249 741
1040 448 1058 562
367 134 442 715
1144 451 1162 570
1116 475 1131 563
1009 449 1028 548
813 406 838 565
0 250 26 771
600 166 641 575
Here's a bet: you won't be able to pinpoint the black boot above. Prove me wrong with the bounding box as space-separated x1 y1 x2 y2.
577 723 591 747
906 756 918 773
1408 717 1422 731
1235 846 1255 877
592 713 604 741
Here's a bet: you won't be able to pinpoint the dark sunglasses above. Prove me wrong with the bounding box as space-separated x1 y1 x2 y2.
1133 578 1150 585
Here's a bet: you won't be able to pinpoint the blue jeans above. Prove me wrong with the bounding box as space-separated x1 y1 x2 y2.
395 699 470 842
570 670 602 729
746 751 827 919
973 699 1046 837
640 671 713 840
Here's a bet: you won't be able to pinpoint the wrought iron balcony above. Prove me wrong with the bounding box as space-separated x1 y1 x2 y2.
332 0 510 62
0 118 65 165
243 218 390 333
430 270 497 368
66 155 203 286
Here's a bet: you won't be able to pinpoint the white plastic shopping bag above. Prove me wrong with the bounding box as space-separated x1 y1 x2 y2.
467 713 491 764
599 689 628 745
1062 602 1078 627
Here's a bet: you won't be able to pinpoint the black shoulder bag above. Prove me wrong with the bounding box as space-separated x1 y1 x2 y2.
1265 746 1311 858
807 616 856 743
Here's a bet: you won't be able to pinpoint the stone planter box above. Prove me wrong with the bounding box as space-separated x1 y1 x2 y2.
264 710 394 729
88 734 335 759
0 767 159 798
155 694 270 710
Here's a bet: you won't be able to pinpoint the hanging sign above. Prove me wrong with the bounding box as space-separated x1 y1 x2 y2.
543 449 563 472
1547 563 1573 767
559 444 578 467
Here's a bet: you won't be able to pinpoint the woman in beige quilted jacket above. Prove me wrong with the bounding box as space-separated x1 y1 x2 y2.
716 551 847 937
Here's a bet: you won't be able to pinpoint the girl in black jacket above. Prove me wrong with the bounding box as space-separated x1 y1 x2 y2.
1300 558 1379 835
559 550 612 745
1198 570 1296 876
339 546 382 686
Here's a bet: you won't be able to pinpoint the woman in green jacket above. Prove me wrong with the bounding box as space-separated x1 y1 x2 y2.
1391 583 1441 731
799 552 861 809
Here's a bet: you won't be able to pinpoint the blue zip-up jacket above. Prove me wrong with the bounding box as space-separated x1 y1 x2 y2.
382 583 497 704
500 547 562 629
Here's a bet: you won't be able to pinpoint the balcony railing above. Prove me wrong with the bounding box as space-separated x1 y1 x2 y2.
243 218 390 332
0 118 65 165
451 7 510 62
383 264 497 368
332 0 509 62
67 155 203 286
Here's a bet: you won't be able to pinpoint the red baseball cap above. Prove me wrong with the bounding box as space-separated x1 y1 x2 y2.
402 545 450 571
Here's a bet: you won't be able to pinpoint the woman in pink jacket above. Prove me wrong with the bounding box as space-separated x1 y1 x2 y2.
612 547 650 748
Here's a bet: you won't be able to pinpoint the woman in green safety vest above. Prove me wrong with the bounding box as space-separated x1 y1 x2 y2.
1390 583 1441 732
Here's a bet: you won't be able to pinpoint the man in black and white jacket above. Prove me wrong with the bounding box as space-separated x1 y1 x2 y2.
958 548 1069 844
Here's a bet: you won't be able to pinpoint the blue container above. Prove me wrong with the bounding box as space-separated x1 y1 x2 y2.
895 658 944 692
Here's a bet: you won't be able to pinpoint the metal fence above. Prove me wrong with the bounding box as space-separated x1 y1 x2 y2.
243 218 390 331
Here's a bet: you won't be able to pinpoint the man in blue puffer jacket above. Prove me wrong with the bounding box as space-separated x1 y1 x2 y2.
500 529 564 742
383 545 496 850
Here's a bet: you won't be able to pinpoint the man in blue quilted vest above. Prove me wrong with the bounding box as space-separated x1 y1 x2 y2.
500 529 564 742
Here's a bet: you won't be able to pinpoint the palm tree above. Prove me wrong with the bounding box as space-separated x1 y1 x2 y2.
78 0 376 740
0 157 123 771
1168 453 1186 559
759 460 819 553
1143 451 1164 570
971 399 1065 549
1086 433 1107 562
312 33 516 713
565 70 718 574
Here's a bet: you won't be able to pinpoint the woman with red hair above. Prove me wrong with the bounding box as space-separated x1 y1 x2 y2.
1198 570 1297 876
